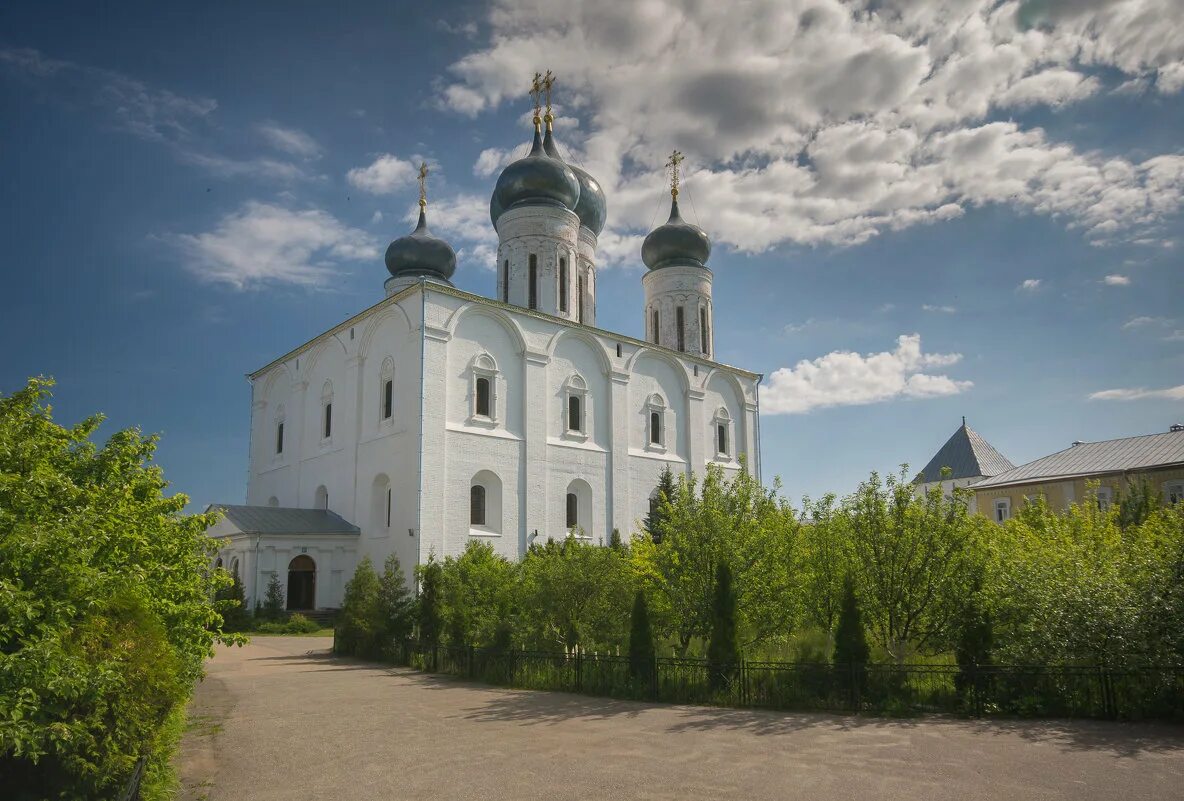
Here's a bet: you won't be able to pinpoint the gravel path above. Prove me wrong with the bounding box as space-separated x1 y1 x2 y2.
176 636 1184 800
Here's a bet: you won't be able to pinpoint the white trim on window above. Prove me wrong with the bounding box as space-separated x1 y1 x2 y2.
470 353 500 428
993 498 1011 523
1166 481 1184 506
1095 486 1113 511
712 406 732 461
379 356 395 425
563 374 590 441
646 393 667 453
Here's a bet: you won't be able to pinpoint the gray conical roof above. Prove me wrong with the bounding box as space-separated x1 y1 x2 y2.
385 208 456 282
915 421 1013 483
642 198 711 270
542 126 606 236
490 125 579 227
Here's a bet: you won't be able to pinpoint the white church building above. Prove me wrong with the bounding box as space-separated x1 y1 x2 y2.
208 95 763 612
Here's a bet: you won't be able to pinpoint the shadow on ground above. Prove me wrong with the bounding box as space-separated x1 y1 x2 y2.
276 647 1184 756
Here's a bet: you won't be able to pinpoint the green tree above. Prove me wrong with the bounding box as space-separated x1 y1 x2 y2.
953 576 993 704
438 541 517 647
0 378 236 799
1117 479 1161 531
632 462 798 655
519 537 633 651
214 567 250 633
644 465 677 543
377 554 415 643
628 590 656 683
610 527 623 550
706 562 740 690
844 468 983 661
416 556 443 648
334 557 382 657
833 575 869 668
260 572 286 622
798 493 849 638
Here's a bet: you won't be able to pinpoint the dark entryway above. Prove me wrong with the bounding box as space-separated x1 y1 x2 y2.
286 554 316 610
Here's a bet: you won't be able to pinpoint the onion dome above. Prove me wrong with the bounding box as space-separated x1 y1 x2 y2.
542 118 606 236
490 120 580 228
385 207 456 282
642 198 711 270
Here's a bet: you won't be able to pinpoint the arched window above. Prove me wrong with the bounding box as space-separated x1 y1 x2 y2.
501 259 509 303
380 357 395 421
646 394 666 450
700 306 709 354
267 495 279 507
214 556 224 570
676 306 686 352
470 471 503 535
372 474 392 531
564 374 589 437
274 403 286 455
230 557 240 578
566 492 578 528
712 407 732 460
321 381 333 440
559 257 568 312
287 554 316 611
568 395 582 432
578 273 586 324
651 308 660 344
315 485 329 510
471 353 499 424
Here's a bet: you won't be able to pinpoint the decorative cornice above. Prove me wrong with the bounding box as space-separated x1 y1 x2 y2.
525 349 551 366
424 325 452 343
610 370 630 385
688 389 707 401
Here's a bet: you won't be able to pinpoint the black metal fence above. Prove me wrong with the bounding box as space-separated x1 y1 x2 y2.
381 641 1184 720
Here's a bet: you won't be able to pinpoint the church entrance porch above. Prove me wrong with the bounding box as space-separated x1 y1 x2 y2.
286 554 316 610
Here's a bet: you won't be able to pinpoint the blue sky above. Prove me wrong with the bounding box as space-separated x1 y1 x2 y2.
2 0 1182 510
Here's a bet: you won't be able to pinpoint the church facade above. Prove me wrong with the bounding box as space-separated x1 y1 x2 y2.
209 88 762 612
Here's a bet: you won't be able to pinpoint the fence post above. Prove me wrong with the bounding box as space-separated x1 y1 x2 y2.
575 648 584 693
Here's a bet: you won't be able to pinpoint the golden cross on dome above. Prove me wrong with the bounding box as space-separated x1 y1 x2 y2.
417 161 429 209
666 150 685 200
541 70 555 119
529 72 543 122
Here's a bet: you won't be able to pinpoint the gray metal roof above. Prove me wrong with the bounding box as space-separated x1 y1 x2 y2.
210 505 360 535
916 422 1014 483
975 429 1184 489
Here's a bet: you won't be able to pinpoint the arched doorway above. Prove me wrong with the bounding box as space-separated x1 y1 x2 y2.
286 554 316 610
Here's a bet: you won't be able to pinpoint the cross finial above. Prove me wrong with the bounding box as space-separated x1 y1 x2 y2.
417 161 429 209
666 150 685 200
542 70 555 122
529 72 543 125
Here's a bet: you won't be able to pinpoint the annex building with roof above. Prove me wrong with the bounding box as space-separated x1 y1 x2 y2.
207 82 762 613
913 418 1014 515
972 426 1184 523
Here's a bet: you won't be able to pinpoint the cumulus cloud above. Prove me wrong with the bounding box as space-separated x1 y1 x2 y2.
1019 278 1042 291
347 154 418 194
167 202 378 289
922 304 957 313
1104 274 1131 285
433 0 1184 262
760 334 972 414
473 146 514 178
1088 384 1184 401
256 122 321 158
1122 315 1170 328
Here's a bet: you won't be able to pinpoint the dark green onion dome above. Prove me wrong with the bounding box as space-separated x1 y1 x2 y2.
542 122 606 236
385 207 456 282
642 198 711 270
490 125 580 227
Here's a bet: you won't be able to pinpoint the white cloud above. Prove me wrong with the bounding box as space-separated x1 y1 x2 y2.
256 122 320 158
420 193 499 269
167 202 378 290
474 147 514 178
1122 315 1170 329
347 154 418 194
370 210 384 224
177 151 309 182
1103 274 1131 285
922 304 957 313
760 333 972 414
1019 278 1042 291
434 0 1184 260
1088 385 1184 401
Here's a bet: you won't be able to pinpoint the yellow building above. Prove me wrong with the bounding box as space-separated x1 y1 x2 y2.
972 425 1184 523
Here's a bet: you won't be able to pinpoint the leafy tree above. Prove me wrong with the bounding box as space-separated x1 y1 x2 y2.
1117 479 1161 531
0 378 236 799
260 572 286 622
632 462 798 655
644 465 677 543
416 556 444 648
798 494 850 638
334 557 381 657
706 562 740 690
610 527 623 550
844 468 983 661
833 575 869 667
377 554 416 643
439 541 517 647
953 576 993 703
628 590 656 683
214 568 250 632
519 537 632 651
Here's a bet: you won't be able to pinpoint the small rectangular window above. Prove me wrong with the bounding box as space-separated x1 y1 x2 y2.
476 376 491 417
578 275 585 324
700 307 708 354
994 499 1010 523
1167 482 1184 505
616 343 622 358
650 411 661 445
323 403 332 438
276 422 284 454
717 423 728 456
559 258 568 312
566 492 578 529
529 255 538 309
386 488 392 527
651 309 660 345
502 259 509 303
383 379 393 420
471 485 486 526
676 307 685 352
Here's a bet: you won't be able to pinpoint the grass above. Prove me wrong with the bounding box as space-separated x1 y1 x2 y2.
247 627 335 638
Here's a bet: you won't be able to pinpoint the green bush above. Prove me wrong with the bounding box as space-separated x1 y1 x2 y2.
255 614 321 635
0 378 237 799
